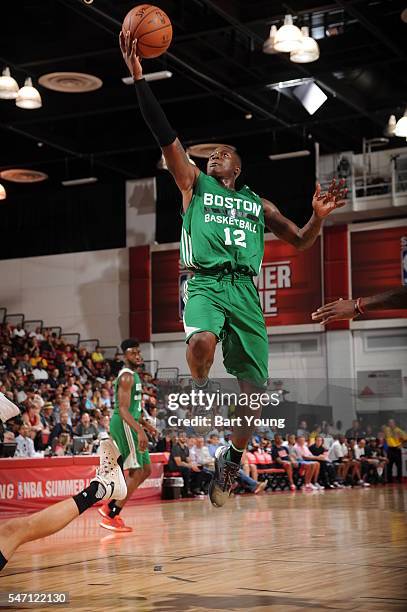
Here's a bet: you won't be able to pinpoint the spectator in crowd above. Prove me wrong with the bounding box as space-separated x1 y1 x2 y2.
12 324 26 339
154 429 173 453
15 424 38 458
168 430 200 497
48 412 74 448
271 434 297 491
75 412 98 439
190 436 214 471
207 434 222 457
297 420 309 438
18 353 31 375
40 402 55 431
22 401 44 434
384 419 407 483
53 432 71 456
292 435 322 490
309 435 340 488
91 347 104 363
97 415 110 435
365 438 388 482
352 439 372 487
345 420 365 440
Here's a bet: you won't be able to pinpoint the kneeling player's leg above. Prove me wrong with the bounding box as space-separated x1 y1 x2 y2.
0 438 126 570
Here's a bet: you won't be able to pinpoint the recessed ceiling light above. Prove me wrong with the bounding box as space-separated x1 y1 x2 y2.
0 169 48 183
38 72 102 93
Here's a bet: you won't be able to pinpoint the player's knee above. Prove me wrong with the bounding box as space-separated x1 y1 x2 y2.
188 332 216 363
143 464 152 478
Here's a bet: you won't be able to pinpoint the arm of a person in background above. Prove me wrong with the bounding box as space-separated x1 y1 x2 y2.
173 454 191 469
139 416 158 438
117 373 148 452
120 32 199 212
312 287 407 324
262 179 347 251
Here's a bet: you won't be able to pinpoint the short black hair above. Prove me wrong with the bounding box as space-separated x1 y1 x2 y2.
121 338 140 353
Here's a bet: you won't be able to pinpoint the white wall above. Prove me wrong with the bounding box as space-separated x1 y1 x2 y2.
0 249 129 346
353 328 407 416
149 327 407 428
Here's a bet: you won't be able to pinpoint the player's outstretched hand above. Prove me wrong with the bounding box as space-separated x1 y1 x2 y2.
119 31 143 80
312 178 347 219
312 298 355 324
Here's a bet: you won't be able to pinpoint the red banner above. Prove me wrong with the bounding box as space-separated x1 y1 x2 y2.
0 456 164 513
151 237 322 333
351 225 407 320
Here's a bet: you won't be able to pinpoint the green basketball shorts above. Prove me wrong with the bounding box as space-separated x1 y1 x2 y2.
109 413 151 470
183 271 269 386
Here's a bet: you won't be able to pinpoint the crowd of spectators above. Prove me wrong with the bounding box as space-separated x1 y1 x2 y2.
1 321 406 499
0 322 158 456
161 418 406 497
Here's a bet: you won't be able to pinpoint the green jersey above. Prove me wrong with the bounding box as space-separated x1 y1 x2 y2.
113 368 142 421
181 171 265 276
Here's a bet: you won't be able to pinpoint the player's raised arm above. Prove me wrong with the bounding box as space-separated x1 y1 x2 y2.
117 372 148 451
263 178 347 250
120 31 199 210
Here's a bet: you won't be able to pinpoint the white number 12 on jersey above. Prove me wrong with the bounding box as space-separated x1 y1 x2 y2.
224 228 247 248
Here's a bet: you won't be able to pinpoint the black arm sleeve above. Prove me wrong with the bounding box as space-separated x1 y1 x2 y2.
134 78 177 147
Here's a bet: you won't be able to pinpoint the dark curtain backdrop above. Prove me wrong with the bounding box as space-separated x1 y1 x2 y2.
0 180 125 260
155 152 316 243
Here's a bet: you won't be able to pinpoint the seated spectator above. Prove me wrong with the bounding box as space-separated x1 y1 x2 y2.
155 430 174 453
297 420 309 438
15 424 38 457
22 402 44 433
329 434 362 486
207 434 222 457
100 388 112 410
53 433 71 456
190 436 214 471
12 324 26 339
40 402 55 432
345 419 365 440
292 435 322 490
286 434 319 490
365 438 388 482
18 353 31 375
308 435 340 488
48 412 74 447
271 434 297 491
187 436 213 495
32 363 49 381
168 430 198 497
353 439 372 486
75 411 98 439
91 347 104 363
97 415 110 435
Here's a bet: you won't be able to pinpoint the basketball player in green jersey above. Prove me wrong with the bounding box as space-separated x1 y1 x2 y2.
99 338 157 532
121 32 346 508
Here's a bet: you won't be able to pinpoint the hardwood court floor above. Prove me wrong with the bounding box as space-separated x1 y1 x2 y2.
1 486 407 611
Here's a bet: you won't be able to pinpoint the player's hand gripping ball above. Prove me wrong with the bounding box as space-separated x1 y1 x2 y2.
122 4 172 59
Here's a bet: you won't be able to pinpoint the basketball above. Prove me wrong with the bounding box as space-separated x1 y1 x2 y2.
122 4 172 59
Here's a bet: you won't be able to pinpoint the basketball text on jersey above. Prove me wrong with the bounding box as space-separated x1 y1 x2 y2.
181 172 265 274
